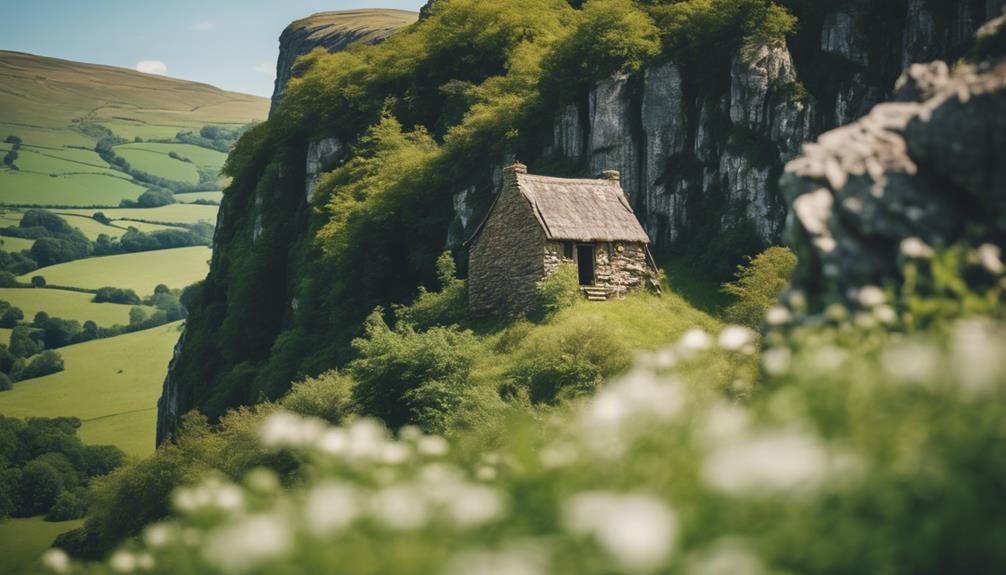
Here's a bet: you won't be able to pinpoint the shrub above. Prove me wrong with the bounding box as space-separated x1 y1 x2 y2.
17 459 62 516
350 309 479 429
395 252 468 329
280 371 357 425
132 188 176 208
0 372 11 391
507 318 632 404
0 306 22 328
0 272 16 288
721 246 796 328
129 307 148 326
535 264 580 318
9 326 40 358
46 488 88 521
19 350 65 381
94 287 141 305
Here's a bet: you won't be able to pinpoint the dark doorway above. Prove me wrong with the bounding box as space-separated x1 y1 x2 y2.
576 244 595 286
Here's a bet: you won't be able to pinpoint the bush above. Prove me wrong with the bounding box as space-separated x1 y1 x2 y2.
129 188 176 208
507 318 631 404
46 488 88 521
395 252 468 329
19 350 65 381
0 306 22 328
93 287 141 305
350 309 479 429
0 272 16 287
280 371 357 425
17 459 62 516
535 264 580 318
721 246 796 328
0 372 11 392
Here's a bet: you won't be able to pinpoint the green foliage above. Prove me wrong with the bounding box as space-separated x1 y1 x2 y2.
722 246 797 328
45 487 88 521
19 350 65 381
280 371 357 425
535 264 580 318
350 309 479 429
900 243 1006 329
395 251 468 329
541 0 661 99
506 317 631 403
642 0 797 59
93 287 141 305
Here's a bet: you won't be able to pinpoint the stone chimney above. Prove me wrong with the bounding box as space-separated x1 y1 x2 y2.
600 169 620 182
503 162 527 191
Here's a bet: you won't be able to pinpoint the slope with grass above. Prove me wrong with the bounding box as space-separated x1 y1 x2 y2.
17 247 211 295
0 516 84 575
0 288 152 326
60 204 218 226
0 50 268 207
0 322 183 457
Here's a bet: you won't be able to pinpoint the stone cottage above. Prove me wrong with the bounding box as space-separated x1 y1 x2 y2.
467 163 659 317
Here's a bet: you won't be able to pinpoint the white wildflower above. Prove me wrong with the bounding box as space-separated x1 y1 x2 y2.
900 237 935 259
476 465 498 481
143 523 174 548
399 425 423 441
679 328 712 355
977 243 1005 275
260 411 325 448
824 303 848 322
317 428 348 455
40 549 70 574
380 442 411 465
109 550 137 573
539 442 578 469
881 339 940 384
873 304 898 325
765 305 791 326
698 403 751 448
446 546 547 575
370 485 429 530
686 540 767 575
857 285 886 308
702 429 835 497
202 515 292 573
135 553 155 571
718 326 757 353
305 482 361 534
951 319 1006 395
245 467 280 494
346 418 388 460
445 484 505 527
417 435 450 457
810 346 848 373
787 290 807 312
563 492 677 572
761 347 792 376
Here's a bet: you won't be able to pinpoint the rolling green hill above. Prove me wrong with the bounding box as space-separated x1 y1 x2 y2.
0 322 183 457
0 50 268 206
18 246 211 295
0 288 152 326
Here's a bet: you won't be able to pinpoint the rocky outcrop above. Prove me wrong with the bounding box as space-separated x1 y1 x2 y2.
270 9 418 115
305 137 345 202
822 2 870 66
782 35 1006 309
588 74 640 205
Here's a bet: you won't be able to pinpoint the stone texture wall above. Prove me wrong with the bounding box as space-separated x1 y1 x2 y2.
544 241 652 298
469 166 546 318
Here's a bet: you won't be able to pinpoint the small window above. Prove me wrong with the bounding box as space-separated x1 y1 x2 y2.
563 241 573 259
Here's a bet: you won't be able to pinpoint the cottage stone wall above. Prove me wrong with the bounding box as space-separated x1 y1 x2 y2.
544 241 652 298
469 167 546 317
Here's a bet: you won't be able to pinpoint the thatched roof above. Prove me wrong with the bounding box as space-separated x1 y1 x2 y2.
517 173 650 243
468 166 651 245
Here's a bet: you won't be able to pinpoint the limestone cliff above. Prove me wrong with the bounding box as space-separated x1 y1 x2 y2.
269 9 418 115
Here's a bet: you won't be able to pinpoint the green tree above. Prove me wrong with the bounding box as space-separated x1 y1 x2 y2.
129 307 148 327
30 274 46 288
0 306 23 328
722 246 797 328
17 459 62 516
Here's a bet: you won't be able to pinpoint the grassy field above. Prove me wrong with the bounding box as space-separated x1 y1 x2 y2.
114 220 187 233
117 142 227 169
0 171 146 206
0 516 84 575
0 50 267 207
17 247 211 295
0 322 183 457
60 204 218 225
176 191 224 204
114 144 200 184
0 288 152 326
0 236 35 252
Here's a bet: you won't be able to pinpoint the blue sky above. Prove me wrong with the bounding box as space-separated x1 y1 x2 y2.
0 1 426 97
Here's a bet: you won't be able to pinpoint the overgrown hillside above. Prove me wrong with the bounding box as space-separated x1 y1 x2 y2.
159 0 1002 441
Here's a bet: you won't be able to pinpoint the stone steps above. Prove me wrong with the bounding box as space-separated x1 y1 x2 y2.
582 286 609 302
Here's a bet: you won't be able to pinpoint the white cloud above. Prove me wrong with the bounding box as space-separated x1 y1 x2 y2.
254 60 275 77
136 60 168 75
190 21 214 31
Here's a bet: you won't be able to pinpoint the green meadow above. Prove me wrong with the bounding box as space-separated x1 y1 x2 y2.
0 171 146 206
113 145 200 185
60 204 218 225
0 236 35 252
176 191 224 203
0 322 183 457
0 516 84 575
0 288 151 326
17 247 211 295
118 142 227 169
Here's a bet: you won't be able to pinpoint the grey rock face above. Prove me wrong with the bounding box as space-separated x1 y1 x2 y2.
305 137 345 202
641 61 686 240
553 103 585 161
782 54 1006 308
821 3 870 66
589 74 640 204
719 151 776 243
